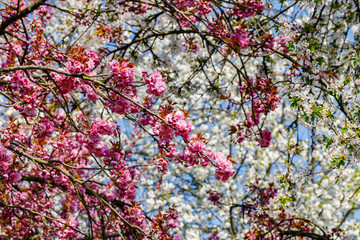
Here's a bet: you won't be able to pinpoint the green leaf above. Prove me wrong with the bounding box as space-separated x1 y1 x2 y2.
279 195 296 206
342 127 347 134
332 157 346 168
344 77 351 85
323 136 332 148
290 96 300 108
316 56 325 65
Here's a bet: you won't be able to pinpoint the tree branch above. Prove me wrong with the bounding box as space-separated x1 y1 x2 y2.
0 0 46 35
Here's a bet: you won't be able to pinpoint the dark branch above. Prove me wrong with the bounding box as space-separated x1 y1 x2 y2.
0 0 46 35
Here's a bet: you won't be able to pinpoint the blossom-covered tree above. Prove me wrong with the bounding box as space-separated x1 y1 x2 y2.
0 0 360 239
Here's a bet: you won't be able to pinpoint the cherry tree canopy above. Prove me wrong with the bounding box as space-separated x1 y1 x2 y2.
0 0 360 239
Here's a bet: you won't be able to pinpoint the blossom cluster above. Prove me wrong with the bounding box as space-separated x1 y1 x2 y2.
227 77 281 147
